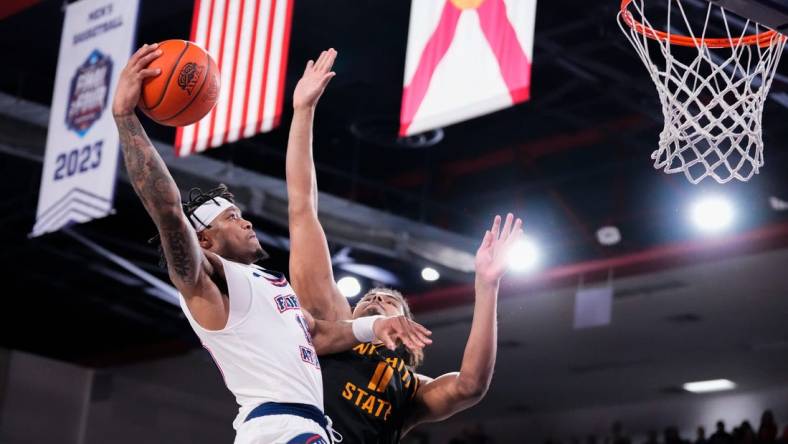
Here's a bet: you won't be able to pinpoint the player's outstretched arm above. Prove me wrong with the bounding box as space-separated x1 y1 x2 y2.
112 44 216 300
403 214 523 432
286 49 351 321
303 311 432 356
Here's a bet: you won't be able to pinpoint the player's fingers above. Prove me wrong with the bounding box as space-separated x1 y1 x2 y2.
510 227 524 243
304 60 314 74
408 321 432 344
400 319 426 349
131 43 159 67
400 335 418 351
395 318 415 343
315 50 328 71
409 320 432 337
490 215 502 240
139 68 162 79
415 330 432 345
393 316 408 334
505 217 522 241
479 230 492 249
323 48 337 71
380 331 396 351
317 48 336 72
320 72 336 86
510 217 523 236
500 213 514 240
397 322 419 346
128 43 149 64
137 49 163 69
406 330 426 349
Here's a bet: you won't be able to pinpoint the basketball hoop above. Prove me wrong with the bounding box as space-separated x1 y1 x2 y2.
617 0 787 184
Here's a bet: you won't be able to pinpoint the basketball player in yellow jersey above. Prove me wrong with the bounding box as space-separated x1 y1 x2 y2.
286 48 523 442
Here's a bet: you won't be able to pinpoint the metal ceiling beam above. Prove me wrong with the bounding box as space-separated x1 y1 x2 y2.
409 221 788 313
64 228 180 306
0 91 478 276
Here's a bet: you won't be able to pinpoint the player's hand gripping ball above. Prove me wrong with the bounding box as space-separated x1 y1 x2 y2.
138 39 220 127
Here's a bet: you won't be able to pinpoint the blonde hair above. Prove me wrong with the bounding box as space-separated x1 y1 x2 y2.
360 287 423 368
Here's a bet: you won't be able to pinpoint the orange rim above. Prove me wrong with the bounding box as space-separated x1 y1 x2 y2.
620 0 785 48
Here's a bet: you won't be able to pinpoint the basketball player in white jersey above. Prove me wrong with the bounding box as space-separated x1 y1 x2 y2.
112 44 432 444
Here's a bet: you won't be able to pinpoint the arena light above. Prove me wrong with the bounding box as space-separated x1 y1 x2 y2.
421 267 440 282
690 196 734 233
682 379 736 393
596 225 621 246
769 196 788 211
507 236 540 272
337 276 362 298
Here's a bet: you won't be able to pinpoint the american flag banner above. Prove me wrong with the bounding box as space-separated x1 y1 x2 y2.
175 0 293 156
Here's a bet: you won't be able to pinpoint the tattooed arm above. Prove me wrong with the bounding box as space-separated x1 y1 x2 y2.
113 44 226 328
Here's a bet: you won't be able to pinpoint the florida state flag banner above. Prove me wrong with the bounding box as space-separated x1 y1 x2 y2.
400 0 537 136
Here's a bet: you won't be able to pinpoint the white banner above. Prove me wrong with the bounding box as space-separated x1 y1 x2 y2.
400 0 537 136
32 0 139 237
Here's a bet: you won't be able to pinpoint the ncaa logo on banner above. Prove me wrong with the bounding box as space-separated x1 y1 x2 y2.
66 49 112 137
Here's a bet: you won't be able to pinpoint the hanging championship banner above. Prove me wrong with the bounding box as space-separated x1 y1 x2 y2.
31 0 139 237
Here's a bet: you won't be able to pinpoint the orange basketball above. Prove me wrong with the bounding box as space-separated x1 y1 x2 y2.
138 39 220 127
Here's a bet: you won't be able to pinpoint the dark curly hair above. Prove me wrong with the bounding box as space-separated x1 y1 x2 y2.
149 184 235 269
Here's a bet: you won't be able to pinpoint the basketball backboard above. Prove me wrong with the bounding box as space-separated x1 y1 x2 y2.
710 0 788 32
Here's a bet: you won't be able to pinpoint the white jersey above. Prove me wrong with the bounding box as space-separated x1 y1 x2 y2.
179 256 323 430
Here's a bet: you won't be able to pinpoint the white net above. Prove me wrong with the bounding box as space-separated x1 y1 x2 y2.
617 0 786 184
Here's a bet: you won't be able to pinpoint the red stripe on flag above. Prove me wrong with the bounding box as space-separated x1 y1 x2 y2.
239 0 263 138
222 0 247 144
175 123 184 155
255 0 278 133
476 0 531 104
273 0 293 128
399 1 462 136
189 0 218 155
189 0 203 41
206 0 233 151
176 0 203 154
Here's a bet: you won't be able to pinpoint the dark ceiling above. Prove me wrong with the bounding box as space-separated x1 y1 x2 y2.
1 0 788 366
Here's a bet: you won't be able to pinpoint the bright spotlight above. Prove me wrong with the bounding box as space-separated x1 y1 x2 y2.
337 276 361 298
421 267 440 282
690 196 734 233
683 379 736 393
507 237 540 272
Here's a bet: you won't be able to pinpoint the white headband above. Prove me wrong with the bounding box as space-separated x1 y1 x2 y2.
189 197 237 232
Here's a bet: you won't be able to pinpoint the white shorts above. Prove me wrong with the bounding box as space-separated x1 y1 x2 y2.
234 414 329 444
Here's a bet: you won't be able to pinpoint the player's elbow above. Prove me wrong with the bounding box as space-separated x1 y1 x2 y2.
455 377 490 403
311 330 341 356
155 204 186 229
312 340 332 356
